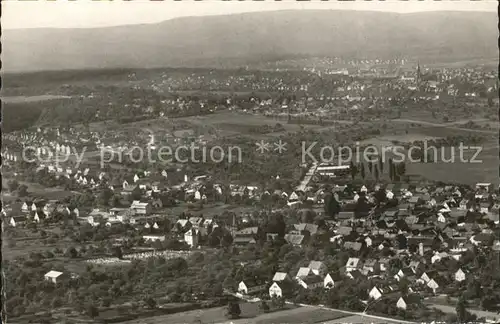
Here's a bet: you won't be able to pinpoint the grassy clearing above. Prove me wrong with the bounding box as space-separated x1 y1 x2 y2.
407 148 499 186
2 177 75 201
255 308 347 324
323 314 403 324
120 302 269 324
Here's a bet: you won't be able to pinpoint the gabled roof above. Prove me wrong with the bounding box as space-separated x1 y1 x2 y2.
336 226 352 236
301 274 323 285
338 211 355 219
364 259 378 267
344 241 363 251
45 270 64 278
294 223 318 235
398 267 415 277
272 272 289 282
296 267 311 278
176 219 191 227
236 227 259 235
284 234 305 245
308 261 325 271
348 270 364 280
346 257 360 268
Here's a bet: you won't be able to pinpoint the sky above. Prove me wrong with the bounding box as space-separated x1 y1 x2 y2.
3 0 498 30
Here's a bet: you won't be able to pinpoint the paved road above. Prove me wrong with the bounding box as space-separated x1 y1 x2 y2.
296 162 318 191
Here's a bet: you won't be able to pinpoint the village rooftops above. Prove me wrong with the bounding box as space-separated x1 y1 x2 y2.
235 227 259 236
344 241 363 251
294 223 318 235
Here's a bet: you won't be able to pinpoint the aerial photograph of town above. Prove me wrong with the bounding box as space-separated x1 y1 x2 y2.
1 1 499 323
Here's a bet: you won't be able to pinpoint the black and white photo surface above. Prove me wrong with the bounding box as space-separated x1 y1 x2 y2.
1 1 499 323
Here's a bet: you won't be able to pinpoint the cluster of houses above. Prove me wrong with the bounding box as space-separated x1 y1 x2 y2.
234 256 471 312
227 180 500 312
2 200 80 227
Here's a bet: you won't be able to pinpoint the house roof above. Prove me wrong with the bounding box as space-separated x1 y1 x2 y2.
233 236 256 244
344 241 363 251
272 272 289 282
236 227 259 235
240 279 266 288
399 267 415 277
294 223 318 234
284 234 305 245
301 275 324 285
346 257 360 268
338 211 355 219
336 226 352 236
364 259 377 267
296 267 311 278
176 219 191 227
308 261 325 271
45 270 64 278
348 270 364 280
188 216 204 224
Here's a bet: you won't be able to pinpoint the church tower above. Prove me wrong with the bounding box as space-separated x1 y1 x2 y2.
416 62 422 87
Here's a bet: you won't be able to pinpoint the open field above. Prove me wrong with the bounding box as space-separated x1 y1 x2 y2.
2 177 75 201
393 119 498 136
323 314 406 324
358 133 443 148
2 94 71 103
354 130 498 186
120 302 290 324
426 303 500 322
121 304 347 324
407 144 499 186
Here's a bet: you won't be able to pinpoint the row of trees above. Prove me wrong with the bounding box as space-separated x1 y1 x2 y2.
349 158 406 182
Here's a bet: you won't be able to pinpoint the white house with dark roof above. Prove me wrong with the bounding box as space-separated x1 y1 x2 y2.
269 282 283 298
184 228 200 248
324 273 335 289
369 286 384 300
455 268 466 282
427 278 440 294
345 257 361 273
308 261 327 275
396 297 408 310
238 280 266 295
296 275 324 289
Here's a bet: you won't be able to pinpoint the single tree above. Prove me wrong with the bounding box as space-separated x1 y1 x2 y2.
144 296 157 309
259 300 270 313
18 185 29 197
8 180 19 192
85 304 99 319
226 301 241 319
456 295 467 323
349 161 358 180
388 158 394 181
